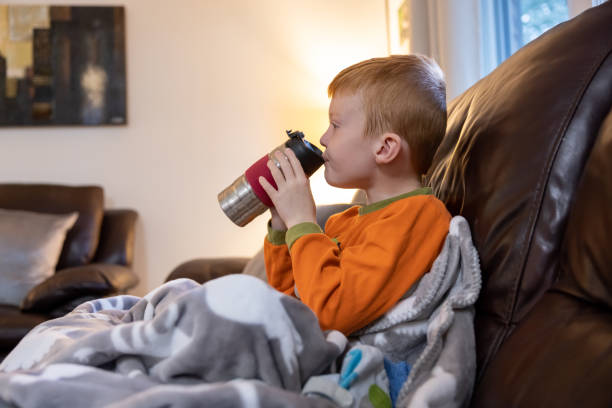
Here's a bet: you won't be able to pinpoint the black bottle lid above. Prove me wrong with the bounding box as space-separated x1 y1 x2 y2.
284 130 325 176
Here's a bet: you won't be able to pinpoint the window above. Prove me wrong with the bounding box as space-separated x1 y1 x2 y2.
480 0 570 76
520 0 569 43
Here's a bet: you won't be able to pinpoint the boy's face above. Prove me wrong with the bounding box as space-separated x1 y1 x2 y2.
319 91 376 189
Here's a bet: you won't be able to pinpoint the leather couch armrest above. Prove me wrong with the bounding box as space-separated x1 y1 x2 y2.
165 257 250 284
20 263 139 313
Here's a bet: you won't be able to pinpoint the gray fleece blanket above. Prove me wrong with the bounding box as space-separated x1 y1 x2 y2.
0 216 480 408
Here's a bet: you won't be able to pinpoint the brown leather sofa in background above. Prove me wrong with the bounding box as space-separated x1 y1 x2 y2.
167 3 612 406
0 184 139 359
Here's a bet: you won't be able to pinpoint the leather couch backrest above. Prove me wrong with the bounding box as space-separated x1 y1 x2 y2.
428 2 612 378
0 184 104 269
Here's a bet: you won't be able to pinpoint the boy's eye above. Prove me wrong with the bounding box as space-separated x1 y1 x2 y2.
331 122 339 129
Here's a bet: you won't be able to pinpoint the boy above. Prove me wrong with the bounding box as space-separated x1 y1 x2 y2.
259 55 450 336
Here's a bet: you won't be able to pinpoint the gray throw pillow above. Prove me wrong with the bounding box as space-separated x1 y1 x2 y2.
0 209 78 306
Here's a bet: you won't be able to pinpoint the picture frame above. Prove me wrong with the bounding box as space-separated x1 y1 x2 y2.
0 5 127 126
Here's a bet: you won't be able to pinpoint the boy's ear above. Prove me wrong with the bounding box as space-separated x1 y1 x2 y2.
374 132 404 164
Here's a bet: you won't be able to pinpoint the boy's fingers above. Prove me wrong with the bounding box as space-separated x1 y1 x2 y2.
285 148 306 179
275 150 295 180
267 159 285 186
258 176 277 199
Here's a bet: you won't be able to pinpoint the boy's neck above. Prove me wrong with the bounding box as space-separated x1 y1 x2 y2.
364 176 423 204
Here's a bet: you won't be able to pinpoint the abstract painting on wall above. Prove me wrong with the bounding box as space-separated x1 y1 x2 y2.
0 6 126 126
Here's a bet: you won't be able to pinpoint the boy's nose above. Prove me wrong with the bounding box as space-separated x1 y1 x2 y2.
320 128 329 148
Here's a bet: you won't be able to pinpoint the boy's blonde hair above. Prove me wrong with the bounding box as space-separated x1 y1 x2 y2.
328 55 446 176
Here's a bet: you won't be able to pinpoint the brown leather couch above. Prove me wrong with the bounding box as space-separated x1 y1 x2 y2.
0 184 139 359
167 3 612 407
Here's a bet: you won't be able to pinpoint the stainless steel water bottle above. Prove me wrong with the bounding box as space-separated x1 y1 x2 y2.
218 130 324 227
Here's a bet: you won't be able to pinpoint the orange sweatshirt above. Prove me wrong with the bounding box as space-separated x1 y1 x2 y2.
264 187 451 336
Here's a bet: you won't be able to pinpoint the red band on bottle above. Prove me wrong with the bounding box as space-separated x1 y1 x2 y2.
244 155 276 207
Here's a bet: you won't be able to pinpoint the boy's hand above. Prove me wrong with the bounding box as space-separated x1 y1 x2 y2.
259 148 317 229
269 207 286 231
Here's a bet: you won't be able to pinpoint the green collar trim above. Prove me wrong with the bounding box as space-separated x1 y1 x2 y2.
358 187 432 216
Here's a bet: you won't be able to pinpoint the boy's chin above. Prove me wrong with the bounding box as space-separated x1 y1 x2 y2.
324 173 356 190
323 171 341 188
323 167 361 189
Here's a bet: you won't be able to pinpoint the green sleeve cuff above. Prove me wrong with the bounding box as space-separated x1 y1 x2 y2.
286 222 324 250
267 220 287 245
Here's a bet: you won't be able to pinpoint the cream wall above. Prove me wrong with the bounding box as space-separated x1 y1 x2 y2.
0 0 387 295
